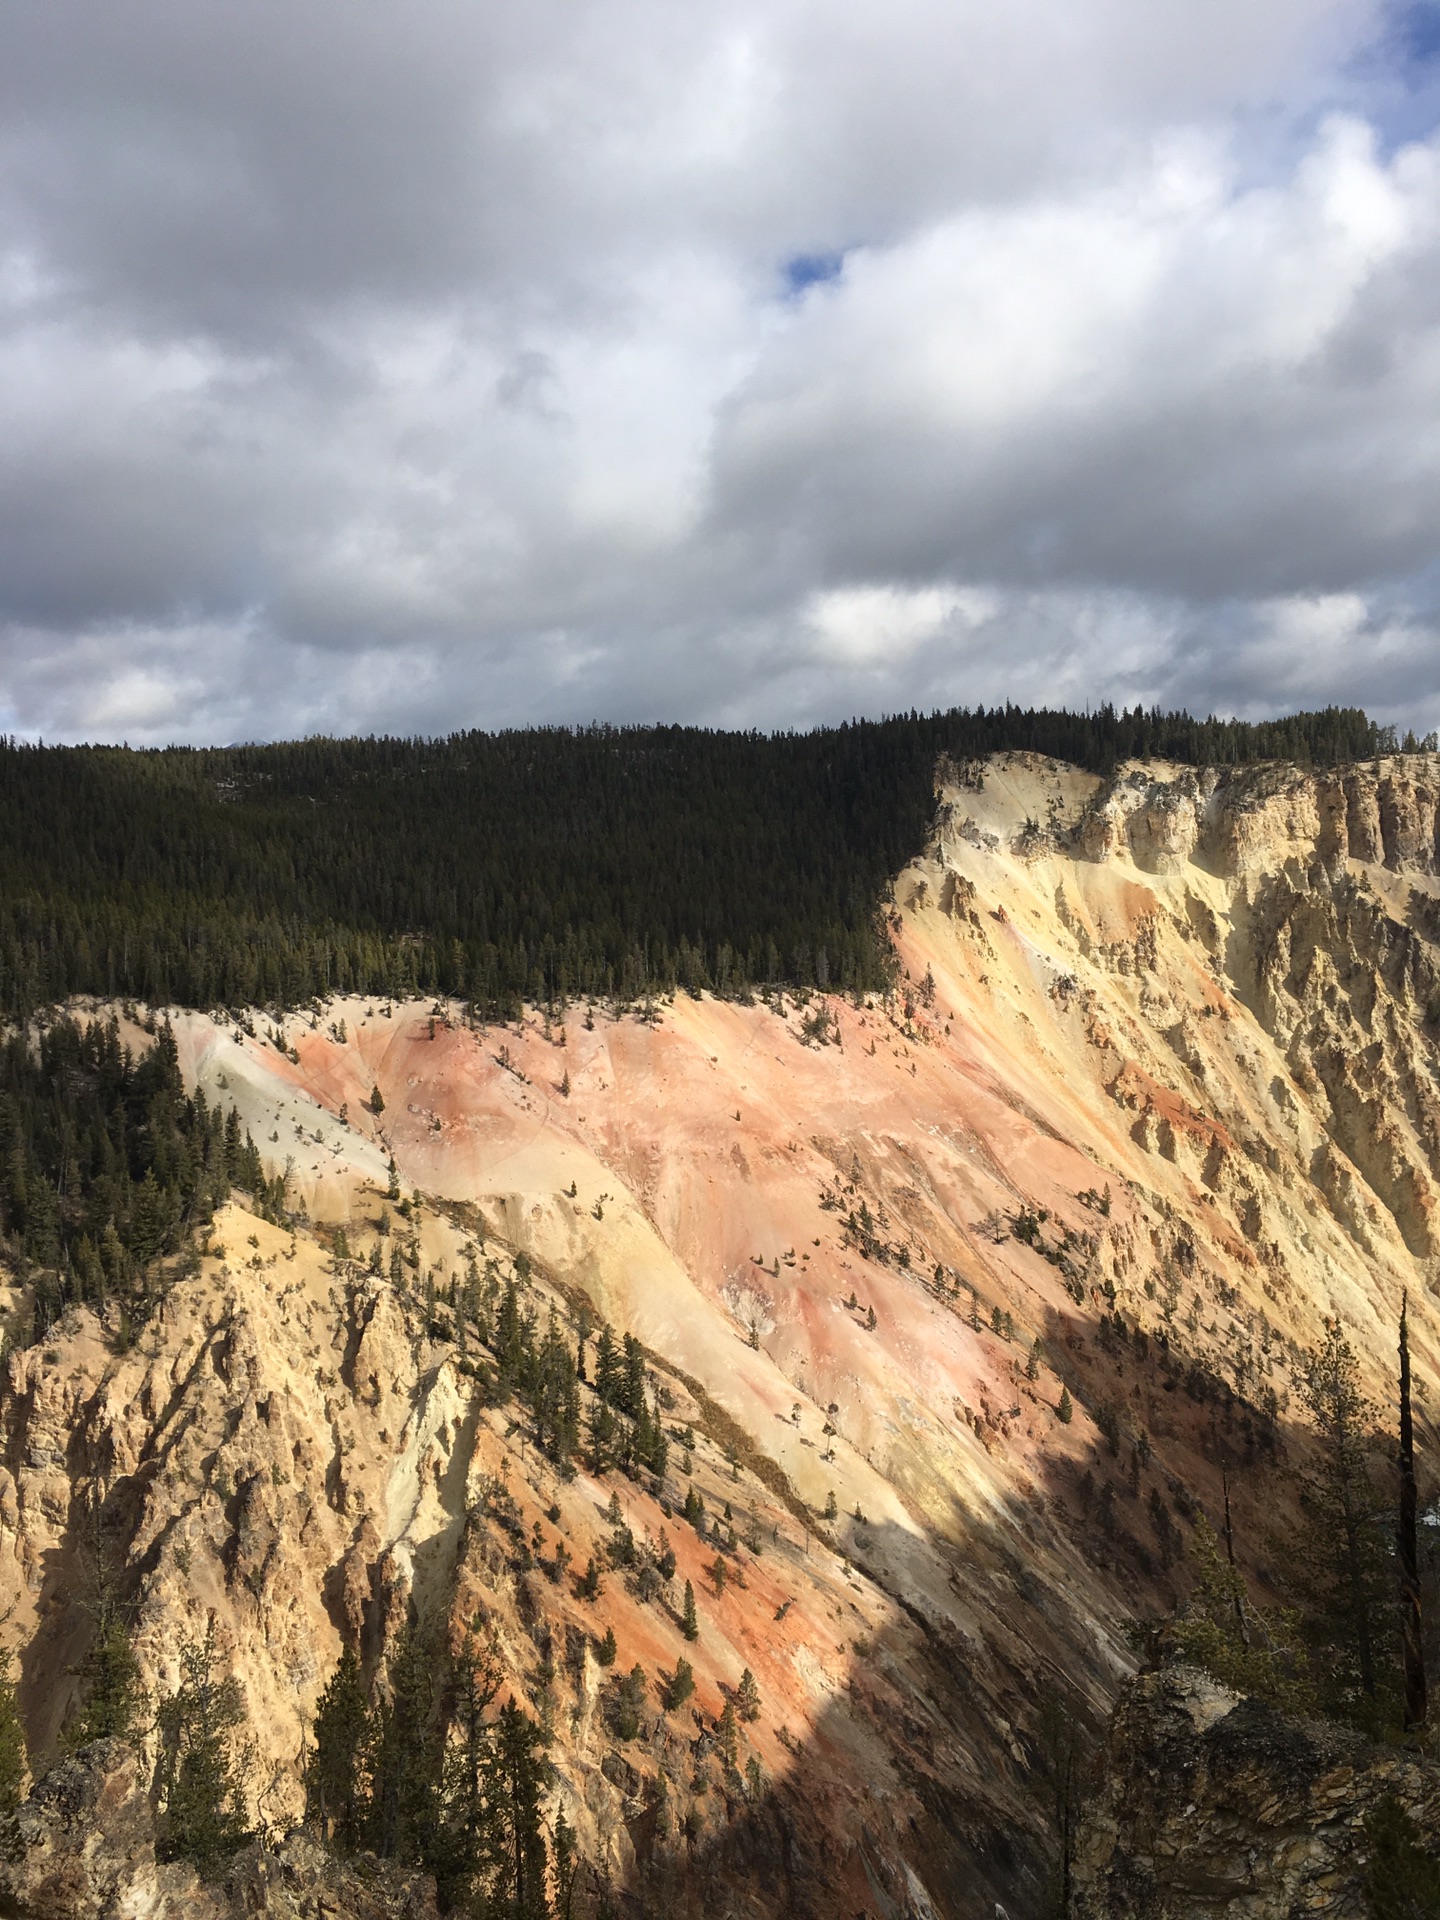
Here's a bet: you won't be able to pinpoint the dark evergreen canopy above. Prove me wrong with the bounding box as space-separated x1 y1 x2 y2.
0 704 1392 1016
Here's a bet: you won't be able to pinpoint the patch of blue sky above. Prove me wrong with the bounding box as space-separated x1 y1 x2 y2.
1392 0 1440 70
1335 0 1440 151
782 251 846 298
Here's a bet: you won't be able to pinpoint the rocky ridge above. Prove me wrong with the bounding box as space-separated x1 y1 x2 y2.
1073 1664 1440 1918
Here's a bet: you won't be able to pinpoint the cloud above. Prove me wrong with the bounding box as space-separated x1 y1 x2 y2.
2 0 1439 743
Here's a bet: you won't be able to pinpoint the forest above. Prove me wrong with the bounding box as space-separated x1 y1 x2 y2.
0 1014 281 1340
0 703 1402 1019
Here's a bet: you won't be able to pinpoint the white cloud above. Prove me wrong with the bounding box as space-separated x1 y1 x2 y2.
802 586 999 666
2 0 1440 742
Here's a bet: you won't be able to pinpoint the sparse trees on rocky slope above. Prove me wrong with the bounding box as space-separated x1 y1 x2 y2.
305 1620 557 1917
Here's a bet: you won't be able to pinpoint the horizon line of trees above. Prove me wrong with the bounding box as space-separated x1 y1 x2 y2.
0 704 1403 1020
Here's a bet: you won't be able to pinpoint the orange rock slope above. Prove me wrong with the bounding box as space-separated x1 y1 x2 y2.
4 749 1440 1917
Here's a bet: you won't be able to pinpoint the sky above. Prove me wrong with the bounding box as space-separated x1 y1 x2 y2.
4 0 1440 744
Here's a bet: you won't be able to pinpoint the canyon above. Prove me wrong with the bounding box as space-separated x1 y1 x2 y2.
4 748 1440 1917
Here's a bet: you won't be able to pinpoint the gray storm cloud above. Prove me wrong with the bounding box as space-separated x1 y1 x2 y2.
1 0 1437 742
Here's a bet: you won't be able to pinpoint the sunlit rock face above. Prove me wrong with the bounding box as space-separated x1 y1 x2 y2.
4 750 1440 1918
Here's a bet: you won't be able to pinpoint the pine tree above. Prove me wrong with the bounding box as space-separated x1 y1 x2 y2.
663 1658 695 1713
681 1580 699 1642
434 1627 503 1909
593 1325 621 1406
307 1643 371 1851
67 1597 144 1748
620 1333 646 1417
595 1626 617 1667
1397 1295 1427 1733
0 1651 27 1811
1365 1794 1440 1918
1031 1686 1090 1920
531 1309 580 1463
1170 1516 1310 1710
735 1668 761 1723
155 1620 251 1877
1057 1387 1073 1424
552 1806 578 1920
365 1619 443 1864
587 1397 616 1473
1299 1321 1393 1723
716 1698 739 1773
613 1665 647 1742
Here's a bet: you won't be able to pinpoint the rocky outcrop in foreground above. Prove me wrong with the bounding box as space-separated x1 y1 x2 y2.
0 1737 436 1919
1073 1666 1440 1919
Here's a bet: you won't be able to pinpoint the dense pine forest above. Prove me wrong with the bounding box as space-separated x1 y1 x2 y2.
0 704 1399 1018
0 1015 277 1338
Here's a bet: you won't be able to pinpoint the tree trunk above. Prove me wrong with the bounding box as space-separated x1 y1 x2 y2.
1399 1292 1428 1732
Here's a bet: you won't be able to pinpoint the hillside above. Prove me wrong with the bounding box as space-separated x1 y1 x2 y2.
1 747 1439 1915
0 705 1390 1016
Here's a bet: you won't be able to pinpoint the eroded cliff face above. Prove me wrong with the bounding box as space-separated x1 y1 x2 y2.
1072 1664 1440 1919
3 751 1440 1918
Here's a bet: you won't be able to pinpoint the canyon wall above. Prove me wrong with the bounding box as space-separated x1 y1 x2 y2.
3 751 1440 1916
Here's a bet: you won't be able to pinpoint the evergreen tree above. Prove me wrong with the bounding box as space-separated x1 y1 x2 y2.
592 1325 620 1407
1030 1686 1091 1920
612 1665 647 1742
681 1580 699 1643
155 1620 251 1877
306 1642 371 1851
1398 1295 1428 1733
1365 1795 1440 1919
0 709 1390 1025
0 1651 27 1812
0 1016 266 1337
735 1668 761 1723
587 1398 615 1475
531 1309 580 1463
619 1333 646 1418
663 1659 695 1713
1299 1321 1393 1724
67 1590 144 1748
365 1619 443 1863
552 1807 578 1920
1170 1516 1311 1711
435 1626 503 1910
483 1699 552 1920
